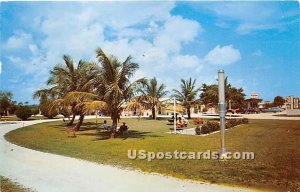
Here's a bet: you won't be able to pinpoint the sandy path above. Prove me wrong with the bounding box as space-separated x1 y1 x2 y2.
0 119 255 192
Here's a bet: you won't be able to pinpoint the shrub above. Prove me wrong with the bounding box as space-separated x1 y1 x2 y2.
200 121 219 134
242 118 249 124
40 101 59 119
195 126 201 135
226 118 249 129
199 118 249 134
15 106 33 120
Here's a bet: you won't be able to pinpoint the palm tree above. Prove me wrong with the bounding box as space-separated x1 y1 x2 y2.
33 88 59 118
0 91 13 116
137 77 168 119
67 48 145 138
34 55 99 128
172 78 199 119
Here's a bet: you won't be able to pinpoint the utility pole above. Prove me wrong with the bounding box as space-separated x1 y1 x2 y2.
218 69 227 158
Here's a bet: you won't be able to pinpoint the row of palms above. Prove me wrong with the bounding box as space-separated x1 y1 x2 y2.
33 48 202 138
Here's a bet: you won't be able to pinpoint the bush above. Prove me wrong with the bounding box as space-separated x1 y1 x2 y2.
15 106 33 120
200 121 219 134
202 107 208 113
195 126 201 135
242 118 249 124
199 118 249 135
40 101 59 119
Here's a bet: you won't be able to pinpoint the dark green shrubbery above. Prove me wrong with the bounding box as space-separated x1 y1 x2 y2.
15 105 33 120
200 121 219 134
196 118 249 135
195 126 201 135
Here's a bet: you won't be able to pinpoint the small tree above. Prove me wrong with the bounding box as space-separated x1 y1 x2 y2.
40 99 59 119
172 78 199 119
15 105 33 120
137 77 168 119
273 96 285 107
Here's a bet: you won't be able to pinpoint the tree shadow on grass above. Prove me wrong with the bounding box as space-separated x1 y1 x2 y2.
80 130 163 141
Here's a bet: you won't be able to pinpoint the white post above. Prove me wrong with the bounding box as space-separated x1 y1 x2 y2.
173 97 176 134
218 69 226 157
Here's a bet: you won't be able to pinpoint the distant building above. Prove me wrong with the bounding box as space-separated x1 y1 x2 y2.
285 96 300 116
250 93 260 99
245 93 262 109
258 100 272 109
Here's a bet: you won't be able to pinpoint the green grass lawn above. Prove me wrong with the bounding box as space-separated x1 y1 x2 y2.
0 176 32 192
5 118 300 191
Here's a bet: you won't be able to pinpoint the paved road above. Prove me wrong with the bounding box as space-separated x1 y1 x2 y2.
0 119 256 192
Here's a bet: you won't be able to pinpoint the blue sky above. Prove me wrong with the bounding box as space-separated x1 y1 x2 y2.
1 1 299 104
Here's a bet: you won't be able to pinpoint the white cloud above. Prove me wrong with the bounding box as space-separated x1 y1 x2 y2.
193 2 297 34
0 61 2 75
4 2 204 96
204 45 241 65
4 32 32 51
172 55 202 69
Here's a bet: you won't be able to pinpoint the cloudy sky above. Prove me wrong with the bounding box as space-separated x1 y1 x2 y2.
1 1 299 103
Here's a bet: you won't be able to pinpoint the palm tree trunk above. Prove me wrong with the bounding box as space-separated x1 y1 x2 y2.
151 107 156 119
74 115 84 131
110 113 118 139
67 114 76 126
187 107 191 119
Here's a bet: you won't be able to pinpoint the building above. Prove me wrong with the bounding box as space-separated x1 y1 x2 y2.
285 96 300 116
245 93 262 109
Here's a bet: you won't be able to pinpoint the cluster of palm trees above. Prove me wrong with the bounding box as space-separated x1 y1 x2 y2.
34 48 244 138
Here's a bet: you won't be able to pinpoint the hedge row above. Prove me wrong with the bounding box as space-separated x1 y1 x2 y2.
195 118 249 135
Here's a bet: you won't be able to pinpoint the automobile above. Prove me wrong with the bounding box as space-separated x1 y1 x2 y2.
244 108 260 114
261 107 284 113
235 108 259 114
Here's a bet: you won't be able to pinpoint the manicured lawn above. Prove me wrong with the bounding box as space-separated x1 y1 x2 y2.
5 118 300 191
0 176 32 192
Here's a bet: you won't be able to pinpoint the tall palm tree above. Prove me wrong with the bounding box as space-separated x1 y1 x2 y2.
67 48 145 138
172 78 199 119
137 77 168 119
34 55 99 129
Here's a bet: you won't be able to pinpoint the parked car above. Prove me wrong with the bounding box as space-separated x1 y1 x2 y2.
261 107 284 113
245 108 260 114
235 108 259 114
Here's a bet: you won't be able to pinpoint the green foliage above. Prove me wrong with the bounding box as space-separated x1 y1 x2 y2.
273 96 285 107
200 78 245 109
15 105 33 120
264 102 274 108
172 78 199 119
199 118 249 134
40 98 58 119
202 107 208 112
0 176 32 192
0 91 14 116
195 126 201 135
200 121 220 134
137 77 168 119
